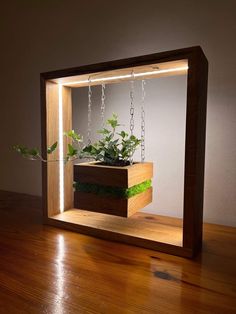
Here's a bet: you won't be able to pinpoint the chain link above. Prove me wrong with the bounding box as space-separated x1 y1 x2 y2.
129 73 135 165
141 80 146 162
101 84 106 127
87 83 92 145
130 78 135 136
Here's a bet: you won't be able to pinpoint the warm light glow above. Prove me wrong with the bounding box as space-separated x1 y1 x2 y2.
62 66 188 86
57 65 188 212
58 84 64 213
53 234 65 314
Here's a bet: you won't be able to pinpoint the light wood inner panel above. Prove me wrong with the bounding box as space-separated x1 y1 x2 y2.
46 82 60 216
46 83 73 216
62 86 73 211
51 59 188 88
52 209 183 246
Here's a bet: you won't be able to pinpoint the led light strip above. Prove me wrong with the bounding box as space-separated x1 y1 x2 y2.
62 66 188 86
58 84 64 213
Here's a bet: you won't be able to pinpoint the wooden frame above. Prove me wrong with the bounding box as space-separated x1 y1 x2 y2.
41 46 208 258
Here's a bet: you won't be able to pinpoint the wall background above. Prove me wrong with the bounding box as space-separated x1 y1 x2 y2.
0 0 235 226
72 76 187 218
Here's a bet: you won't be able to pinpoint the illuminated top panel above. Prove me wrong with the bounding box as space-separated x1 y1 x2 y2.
51 59 188 88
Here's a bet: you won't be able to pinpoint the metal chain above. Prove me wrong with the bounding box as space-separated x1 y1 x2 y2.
101 84 106 127
129 73 135 165
130 75 135 136
87 83 92 145
141 80 146 162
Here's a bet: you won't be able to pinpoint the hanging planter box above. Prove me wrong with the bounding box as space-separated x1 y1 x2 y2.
74 161 153 217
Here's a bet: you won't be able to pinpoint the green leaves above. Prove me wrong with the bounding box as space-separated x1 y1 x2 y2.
47 142 57 154
64 130 82 142
14 141 57 161
13 114 141 166
107 113 119 129
120 135 141 160
29 148 40 157
97 128 110 135
13 145 40 160
118 131 128 139
64 130 82 161
67 144 78 157
82 114 141 166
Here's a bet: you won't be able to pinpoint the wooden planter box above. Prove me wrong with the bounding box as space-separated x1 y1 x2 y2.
74 162 153 217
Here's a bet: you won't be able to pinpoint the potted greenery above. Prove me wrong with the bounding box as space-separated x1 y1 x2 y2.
69 114 153 217
14 114 153 217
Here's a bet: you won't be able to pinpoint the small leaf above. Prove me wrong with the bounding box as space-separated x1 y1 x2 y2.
105 134 113 142
118 131 128 138
13 145 39 159
13 145 27 154
107 113 119 129
130 135 136 141
47 142 58 154
82 145 93 154
64 130 82 142
97 128 110 135
67 144 78 157
29 148 39 157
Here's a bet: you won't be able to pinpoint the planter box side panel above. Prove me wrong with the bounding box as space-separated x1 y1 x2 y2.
74 188 153 217
74 162 153 188
128 162 153 187
127 187 153 216
74 163 128 187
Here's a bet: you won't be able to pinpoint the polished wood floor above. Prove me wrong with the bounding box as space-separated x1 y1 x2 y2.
0 190 236 314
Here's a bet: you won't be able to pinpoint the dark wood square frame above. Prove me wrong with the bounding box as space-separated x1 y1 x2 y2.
41 46 208 258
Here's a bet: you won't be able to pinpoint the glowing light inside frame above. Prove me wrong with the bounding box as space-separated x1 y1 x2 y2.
58 84 64 213
57 65 188 213
62 66 189 86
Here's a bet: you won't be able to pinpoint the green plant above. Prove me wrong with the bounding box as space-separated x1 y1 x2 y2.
14 114 141 166
13 142 58 161
64 130 83 162
80 114 141 166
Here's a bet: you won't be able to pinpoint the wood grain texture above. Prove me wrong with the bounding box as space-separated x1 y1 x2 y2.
52 203 183 247
74 161 153 188
74 188 153 217
62 86 73 211
183 46 208 254
41 46 208 257
0 190 236 314
50 60 188 87
45 81 60 217
74 162 153 217
41 47 198 81
41 82 73 217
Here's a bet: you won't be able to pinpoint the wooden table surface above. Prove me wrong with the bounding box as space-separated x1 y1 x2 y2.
0 190 235 314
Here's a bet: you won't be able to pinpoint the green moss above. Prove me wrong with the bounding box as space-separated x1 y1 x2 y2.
74 180 152 199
